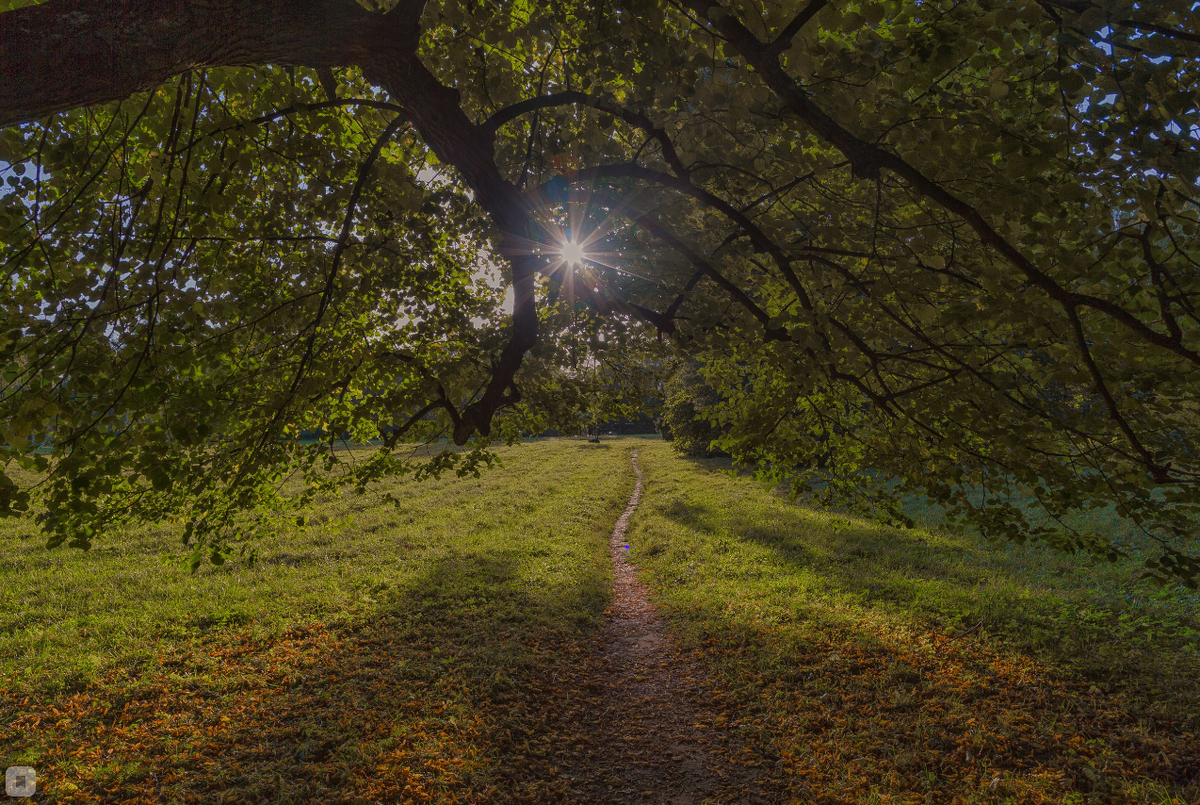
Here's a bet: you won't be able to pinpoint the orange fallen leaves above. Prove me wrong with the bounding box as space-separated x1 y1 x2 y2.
672 610 1199 804
0 612 605 804
3 589 1195 804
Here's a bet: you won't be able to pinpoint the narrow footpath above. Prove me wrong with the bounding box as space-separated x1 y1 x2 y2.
563 450 776 804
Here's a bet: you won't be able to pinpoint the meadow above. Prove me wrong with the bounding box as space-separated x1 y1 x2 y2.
628 444 1199 804
1 438 1197 803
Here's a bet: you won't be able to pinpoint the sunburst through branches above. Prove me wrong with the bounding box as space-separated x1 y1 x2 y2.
560 239 586 267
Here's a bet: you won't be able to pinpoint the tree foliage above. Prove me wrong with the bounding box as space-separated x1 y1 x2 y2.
1 0 1198 583
658 361 728 457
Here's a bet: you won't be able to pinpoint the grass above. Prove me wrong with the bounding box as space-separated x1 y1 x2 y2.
0 442 632 693
0 439 635 802
628 441 1200 804
2 437 1198 803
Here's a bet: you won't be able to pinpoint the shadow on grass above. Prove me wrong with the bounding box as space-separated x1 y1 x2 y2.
7 550 606 804
659 496 1025 619
653 475 1199 692
631 450 1200 802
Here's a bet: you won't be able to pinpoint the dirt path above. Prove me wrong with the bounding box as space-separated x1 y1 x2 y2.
564 450 775 804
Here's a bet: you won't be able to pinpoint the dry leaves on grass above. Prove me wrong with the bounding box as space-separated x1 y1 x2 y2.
3 614 583 803
684 610 1200 805
2 606 785 805
4 586 1197 804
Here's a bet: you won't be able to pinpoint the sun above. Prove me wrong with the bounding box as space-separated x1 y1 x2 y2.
560 240 586 267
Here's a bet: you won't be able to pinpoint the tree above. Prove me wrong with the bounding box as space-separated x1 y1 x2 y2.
659 361 728 457
1 0 1197 583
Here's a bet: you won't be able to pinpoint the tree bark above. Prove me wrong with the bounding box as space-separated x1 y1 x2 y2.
0 0 385 127
359 51 542 444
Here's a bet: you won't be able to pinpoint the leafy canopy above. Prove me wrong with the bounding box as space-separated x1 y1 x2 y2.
0 0 1198 582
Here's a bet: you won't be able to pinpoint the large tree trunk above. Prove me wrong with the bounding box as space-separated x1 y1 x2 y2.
0 0 382 127
362 52 541 443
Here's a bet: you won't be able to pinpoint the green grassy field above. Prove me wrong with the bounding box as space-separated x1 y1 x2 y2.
1 437 1197 803
0 440 633 802
0 441 635 694
629 445 1200 700
628 442 1200 804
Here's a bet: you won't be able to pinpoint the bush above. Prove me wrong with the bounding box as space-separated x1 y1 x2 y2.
657 363 727 457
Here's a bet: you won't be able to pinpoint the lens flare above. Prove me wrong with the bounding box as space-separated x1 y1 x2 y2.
560 240 586 267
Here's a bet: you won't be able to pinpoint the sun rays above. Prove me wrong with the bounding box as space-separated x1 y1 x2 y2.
528 197 628 312
494 186 662 315
560 239 587 267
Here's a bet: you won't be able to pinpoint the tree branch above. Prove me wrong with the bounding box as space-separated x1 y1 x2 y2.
682 0 1200 368
0 0 386 127
483 90 689 177
767 0 830 55
1067 308 1172 483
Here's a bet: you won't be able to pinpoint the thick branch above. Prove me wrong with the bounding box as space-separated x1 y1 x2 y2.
454 255 539 444
0 0 545 444
360 54 545 443
767 0 830 55
0 0 385 127
1115 19 1200 45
